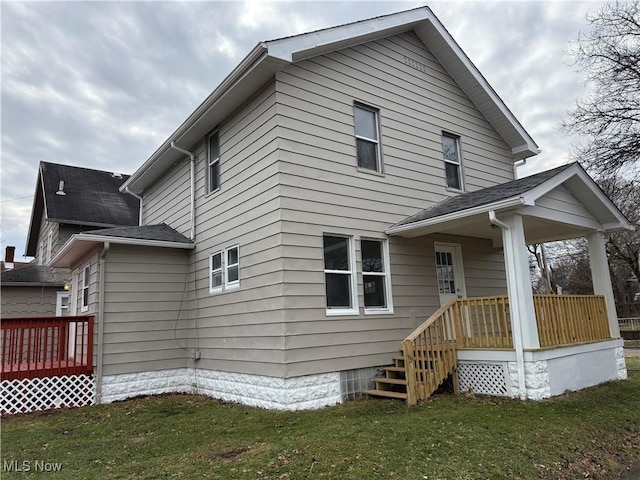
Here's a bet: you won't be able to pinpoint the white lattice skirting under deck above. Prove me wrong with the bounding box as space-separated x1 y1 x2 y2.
1 375 95 415
457 362 511 397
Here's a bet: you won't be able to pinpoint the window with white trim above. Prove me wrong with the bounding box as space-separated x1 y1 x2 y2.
323 235 358 315
209 245 240 294
354 104 381 172
442 132 464 191
361 239 393 314
207 131 220 194
81 265 90 312
225 246 239 290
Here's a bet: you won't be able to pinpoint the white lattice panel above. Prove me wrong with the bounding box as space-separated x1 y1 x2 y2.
1 375 95 415
457 363 510 396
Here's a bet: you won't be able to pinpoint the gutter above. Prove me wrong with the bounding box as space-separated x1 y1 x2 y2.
488 211 527 400
95 241 110 404
124 187 144 226
169 142 196 241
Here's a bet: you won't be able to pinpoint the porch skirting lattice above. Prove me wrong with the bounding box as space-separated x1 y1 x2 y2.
1 374 95 415
457 362 511 396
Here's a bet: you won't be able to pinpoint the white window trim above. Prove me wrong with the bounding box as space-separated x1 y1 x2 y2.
442 132 464 192
81 265 90 312
56 291 70 317
354 104 382 173
362 238 394 315
324 234 359 316
225 245 240 291
209 246 240 294
207 130 220 195
209 251 223 294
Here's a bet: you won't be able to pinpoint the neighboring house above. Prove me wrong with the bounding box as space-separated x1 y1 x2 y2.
43 7 632 410
10 162 139 317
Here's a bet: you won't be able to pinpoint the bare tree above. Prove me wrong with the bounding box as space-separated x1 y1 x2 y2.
563 1 640 180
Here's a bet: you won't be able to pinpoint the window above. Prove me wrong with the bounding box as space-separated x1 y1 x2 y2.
323 235 358 315
225 246 239 290
46 231 53 263
209 245 240 294
207 131 220 193
354 104 381 172
81 265 90 312
442 133 463 191
361 239 393 314
209 251 223 293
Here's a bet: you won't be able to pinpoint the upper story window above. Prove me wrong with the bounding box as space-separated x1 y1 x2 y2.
81 265 90 312
354 104 381 173
323 235 358 316
225 246 239 290
361 239 393 314
207 131 220 194
442 133 464 191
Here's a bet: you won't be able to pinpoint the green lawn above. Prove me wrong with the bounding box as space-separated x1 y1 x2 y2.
2 358 639 480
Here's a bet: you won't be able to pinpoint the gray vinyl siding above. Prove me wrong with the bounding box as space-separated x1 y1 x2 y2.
101 244 190 375
275 32 513 377
0 286 60 317
139 82 286 377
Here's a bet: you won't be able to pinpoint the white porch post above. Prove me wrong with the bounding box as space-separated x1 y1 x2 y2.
501 214 540 350
587 231 620 338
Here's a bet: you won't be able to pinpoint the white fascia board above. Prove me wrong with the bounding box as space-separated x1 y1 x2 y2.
385 197 525 236
421 12 539 158
121 44 268 194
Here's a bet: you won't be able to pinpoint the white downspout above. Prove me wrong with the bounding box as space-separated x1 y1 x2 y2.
95 241 110 404
489 211 527 400
513 159 527 180
169 141 196 241
124 187 143 226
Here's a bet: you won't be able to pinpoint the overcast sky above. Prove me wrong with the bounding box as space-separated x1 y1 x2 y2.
1 0 604 259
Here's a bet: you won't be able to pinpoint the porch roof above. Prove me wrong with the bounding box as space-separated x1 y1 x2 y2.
386 163 633 243
50 224 194 269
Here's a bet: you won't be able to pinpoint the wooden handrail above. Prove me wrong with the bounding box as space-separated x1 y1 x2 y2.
1 316 94 380
457 296 513 349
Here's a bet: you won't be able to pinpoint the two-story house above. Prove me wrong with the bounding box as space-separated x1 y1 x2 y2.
47 7 632 410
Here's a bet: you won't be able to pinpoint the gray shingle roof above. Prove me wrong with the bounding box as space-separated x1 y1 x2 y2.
393 163 574 227
82 224 193 244
1 265 63 285
42 162 139 226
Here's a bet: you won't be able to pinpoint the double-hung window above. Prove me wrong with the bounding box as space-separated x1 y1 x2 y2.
361 239 393 314
323 235 358 315
209 245 240 294
442 132 464 191
208 131 220 194
354 104 381 172
81 265 90 312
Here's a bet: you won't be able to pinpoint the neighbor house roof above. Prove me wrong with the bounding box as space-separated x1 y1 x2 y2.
25 162 140 256
50 224 194 269
1 264 64 287
121 6 540 195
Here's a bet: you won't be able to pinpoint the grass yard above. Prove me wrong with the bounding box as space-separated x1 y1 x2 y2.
2 357 639 480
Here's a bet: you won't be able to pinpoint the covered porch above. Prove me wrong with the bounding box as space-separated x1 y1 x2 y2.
371 164 633 404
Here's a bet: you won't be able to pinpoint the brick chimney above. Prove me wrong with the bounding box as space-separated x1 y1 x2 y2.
4 246 15 270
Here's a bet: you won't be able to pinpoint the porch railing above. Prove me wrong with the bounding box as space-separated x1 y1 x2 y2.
1 316 94 381
533 295 610 347
457 296 513 349
401 299 459 405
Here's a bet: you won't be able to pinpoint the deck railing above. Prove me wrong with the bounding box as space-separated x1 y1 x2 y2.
1 316 94 380
401 299 459 405
533 295 610 347
457 296 513 349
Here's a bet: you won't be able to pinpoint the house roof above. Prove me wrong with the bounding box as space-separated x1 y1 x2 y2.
386 163 634 241
121 6 540 195
50 224 194 269
1 264 64 287
25 162 140 256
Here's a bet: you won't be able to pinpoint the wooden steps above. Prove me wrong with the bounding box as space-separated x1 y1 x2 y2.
363 353 410 401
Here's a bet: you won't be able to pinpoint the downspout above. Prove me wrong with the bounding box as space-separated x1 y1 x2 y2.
95 241 110 404
488 211 527 400
124 187 143 226
169 141 196 241
513 159 527 180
